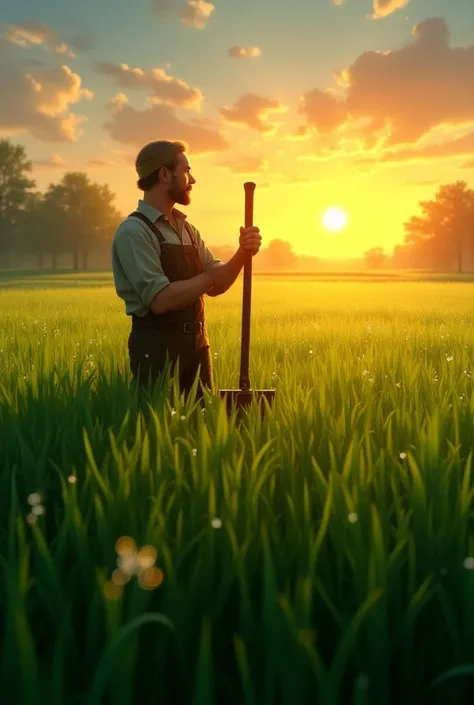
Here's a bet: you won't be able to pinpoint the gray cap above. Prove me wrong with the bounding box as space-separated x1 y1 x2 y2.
135 140 188 179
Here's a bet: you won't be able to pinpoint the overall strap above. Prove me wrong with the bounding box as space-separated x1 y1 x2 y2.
128 211 167 247
183 220 198 249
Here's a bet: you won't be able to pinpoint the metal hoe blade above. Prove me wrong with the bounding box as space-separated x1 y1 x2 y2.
218 182 276 416
219 388 275 417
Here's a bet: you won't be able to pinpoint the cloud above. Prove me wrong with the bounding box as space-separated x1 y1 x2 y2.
373 128 474 164
180 0 215 28
284 125 312 142
220 93 288 134
107 92 129 111
103 101 228 154
85 146 135 168
86 157 132 168
30 65 94 115
219 156 269 173
298 89 346 133
0 41 94 141
87 159 116 168
153 0 215 29
372 0 411 18
31 151 135 171
32 154 66 168
0 20 89 58
95 61 203 109
332 0 411 18
299 17 474 151
228 45 261 59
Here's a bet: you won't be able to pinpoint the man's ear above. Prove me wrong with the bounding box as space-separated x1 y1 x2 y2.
158 166 167 184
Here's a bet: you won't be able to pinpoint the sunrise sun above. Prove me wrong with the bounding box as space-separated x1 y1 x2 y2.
322 207 348 233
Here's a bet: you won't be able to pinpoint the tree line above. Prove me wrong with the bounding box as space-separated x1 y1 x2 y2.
1 138 473 272
0 139 122 270
0 139 302 272
365 180 474 272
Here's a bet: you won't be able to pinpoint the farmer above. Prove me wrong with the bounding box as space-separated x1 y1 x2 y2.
111 139 262 400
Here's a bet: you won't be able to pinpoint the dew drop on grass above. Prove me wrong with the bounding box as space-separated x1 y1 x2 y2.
103 581 123 601
27 492 42 506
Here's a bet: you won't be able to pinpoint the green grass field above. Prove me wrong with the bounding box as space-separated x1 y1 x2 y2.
1 271 474 705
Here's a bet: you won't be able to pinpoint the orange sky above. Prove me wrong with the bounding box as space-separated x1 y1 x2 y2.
1 0 473 258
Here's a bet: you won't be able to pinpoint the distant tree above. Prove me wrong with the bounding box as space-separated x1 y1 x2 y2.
403 181 474 272
40 185 73 269
208 244 234 263
46 172 122 270
263 238 297 269
391 244 406 268
0 139 36 268
17 191 48 269
391 242 425 269
437 181 474 272
364 246 386 269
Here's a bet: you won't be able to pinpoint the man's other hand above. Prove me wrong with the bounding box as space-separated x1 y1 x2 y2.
239 226 262 256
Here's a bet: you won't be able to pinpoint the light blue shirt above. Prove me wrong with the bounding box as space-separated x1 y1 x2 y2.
111 200 222 316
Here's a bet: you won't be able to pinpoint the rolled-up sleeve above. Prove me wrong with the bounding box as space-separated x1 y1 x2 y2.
113 227 170 309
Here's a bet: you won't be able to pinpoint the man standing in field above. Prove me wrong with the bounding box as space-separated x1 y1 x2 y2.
111 140 262 400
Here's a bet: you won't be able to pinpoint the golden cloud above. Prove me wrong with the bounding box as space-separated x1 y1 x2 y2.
1 20 92 57
0 41 94 141
353 125 474 166
380 129 474 163
284 125 312 142
28 64 94 115
32 154 66 168
180 0 215 28
298 89 346 133
299 17 474 160
228 46 262 59
96 61 203 110
86 155 135 168
107 92 129 112
372 0 411 18
332 0 411 18
220 93 288 135
103 102 228 154
153 0 215 29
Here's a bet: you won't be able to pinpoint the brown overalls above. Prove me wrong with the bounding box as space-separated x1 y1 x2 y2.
127 210 214 399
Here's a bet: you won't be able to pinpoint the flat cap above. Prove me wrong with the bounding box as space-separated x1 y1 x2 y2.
135 140 188 179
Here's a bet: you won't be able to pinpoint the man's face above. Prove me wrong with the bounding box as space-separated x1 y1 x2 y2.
167 152 196 206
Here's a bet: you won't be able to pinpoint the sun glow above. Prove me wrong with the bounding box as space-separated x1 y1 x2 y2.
322 207 348 233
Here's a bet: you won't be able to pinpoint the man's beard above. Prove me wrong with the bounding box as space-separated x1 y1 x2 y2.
169 179 191 205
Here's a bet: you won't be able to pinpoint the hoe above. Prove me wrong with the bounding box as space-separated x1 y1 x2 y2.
218 182 276 416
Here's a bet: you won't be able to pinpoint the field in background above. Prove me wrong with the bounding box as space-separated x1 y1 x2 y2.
2 267 474 290
1 272 474 705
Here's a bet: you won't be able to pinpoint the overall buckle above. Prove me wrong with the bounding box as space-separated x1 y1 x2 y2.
183 321 203 334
